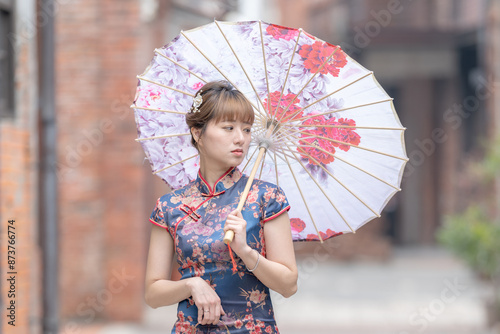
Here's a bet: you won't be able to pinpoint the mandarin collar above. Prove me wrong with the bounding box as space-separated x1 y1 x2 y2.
196 167 242 197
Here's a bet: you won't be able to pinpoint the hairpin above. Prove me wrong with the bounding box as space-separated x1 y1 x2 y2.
190 90 203 113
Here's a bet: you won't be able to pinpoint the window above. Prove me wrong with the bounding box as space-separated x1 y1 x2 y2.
0 0 14 117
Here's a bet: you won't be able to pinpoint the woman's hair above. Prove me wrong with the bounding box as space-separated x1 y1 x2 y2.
186 80 254 148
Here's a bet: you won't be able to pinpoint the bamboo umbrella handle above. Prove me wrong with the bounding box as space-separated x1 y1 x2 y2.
223 146 267 244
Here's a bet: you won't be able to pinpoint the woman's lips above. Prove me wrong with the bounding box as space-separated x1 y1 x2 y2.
232 149 243 156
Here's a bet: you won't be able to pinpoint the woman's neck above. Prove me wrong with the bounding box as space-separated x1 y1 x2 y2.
199 163 232 189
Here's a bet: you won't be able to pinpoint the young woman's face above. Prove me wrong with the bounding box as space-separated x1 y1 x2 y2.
194 118 252 171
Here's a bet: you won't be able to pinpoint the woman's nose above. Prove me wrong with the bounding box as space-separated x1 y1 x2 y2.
234 128 244 143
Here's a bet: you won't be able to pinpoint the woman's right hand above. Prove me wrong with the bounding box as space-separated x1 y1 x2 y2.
186 277 225 325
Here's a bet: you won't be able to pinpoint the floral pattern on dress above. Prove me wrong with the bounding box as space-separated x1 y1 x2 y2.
150 167 290 333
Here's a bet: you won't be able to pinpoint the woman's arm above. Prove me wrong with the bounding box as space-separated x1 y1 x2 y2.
145 224 225 324
225 211 298 297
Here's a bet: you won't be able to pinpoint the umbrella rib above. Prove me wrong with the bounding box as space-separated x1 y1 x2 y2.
152 153 198 175
284 143 354 233
135 133 190 142
282 133 319 146
285 124 406 131
137 76 194 97
271 126 311 148
269 147 298 161
275 45 341 124
281 151 324 242
287 136 401 191
131 104 186 115
333 155 401 191
252 125 268 139
272 28 303 120
241 146 259 174
272 149 292 165
280 71 374 126
281 144 380 218
273 150 279 188
297 129 409 161
154 49 208 84
290 98 393 124
258 149 267 180
259 21 272 118
214 21 269 118
180 30 266 119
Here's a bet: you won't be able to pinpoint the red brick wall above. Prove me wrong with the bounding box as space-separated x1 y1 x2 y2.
0 127 41 334
0 2 41 331
56 0 171 327
56 0 106 322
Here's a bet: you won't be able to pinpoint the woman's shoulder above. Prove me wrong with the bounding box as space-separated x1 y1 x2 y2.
251 177 282 192
156 179 199 205
250 178 288 205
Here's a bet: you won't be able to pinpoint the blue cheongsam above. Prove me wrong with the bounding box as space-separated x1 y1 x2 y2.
149 167 290 334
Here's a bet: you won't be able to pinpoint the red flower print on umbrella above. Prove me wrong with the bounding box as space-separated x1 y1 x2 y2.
263 91 303 122
298 41 348 76
290 218 306 234
297 115 361 166
306 229 343 241
298 137 336 165
330 118 361 151
266 24 299 40
290 218 306 240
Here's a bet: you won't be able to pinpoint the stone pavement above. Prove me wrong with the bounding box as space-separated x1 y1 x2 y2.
78 247 497 334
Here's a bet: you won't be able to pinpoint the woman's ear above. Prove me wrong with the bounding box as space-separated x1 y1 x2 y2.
191 127 201 144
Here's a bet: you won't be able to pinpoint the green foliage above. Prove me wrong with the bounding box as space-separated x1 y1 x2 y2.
438 137 500 280
437 206 500 279
482 137 500 181
475 136 500 183
437 138 500 322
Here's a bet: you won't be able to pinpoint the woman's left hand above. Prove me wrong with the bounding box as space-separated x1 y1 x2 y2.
223 209 249 255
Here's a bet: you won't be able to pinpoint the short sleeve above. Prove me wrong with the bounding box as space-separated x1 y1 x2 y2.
149 197 168 229
262 185 290 223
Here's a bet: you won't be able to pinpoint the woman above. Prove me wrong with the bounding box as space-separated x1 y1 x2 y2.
145 81 298 333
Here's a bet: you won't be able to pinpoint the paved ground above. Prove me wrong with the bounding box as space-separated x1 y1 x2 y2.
72 247 498 334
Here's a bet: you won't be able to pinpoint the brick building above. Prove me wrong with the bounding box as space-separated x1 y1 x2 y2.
1 0 499 333
1 0 41 333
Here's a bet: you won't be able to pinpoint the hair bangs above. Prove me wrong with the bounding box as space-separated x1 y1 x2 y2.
212 93 255 125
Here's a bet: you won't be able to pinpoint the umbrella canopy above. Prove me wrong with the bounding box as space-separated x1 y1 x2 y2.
132 20 408 242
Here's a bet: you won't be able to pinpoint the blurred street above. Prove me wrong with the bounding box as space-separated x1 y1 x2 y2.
75 246 495 334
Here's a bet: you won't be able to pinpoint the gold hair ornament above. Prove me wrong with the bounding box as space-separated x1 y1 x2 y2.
190 90 203 113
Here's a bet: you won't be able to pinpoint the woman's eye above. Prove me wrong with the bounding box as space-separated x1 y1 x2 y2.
244 128 251 133
224 126 233 130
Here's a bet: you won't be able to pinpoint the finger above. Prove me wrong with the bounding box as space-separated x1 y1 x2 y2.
223 224 242 234
225 216 245 226
213 304 222 324
200 309 207 325
229 209 243 218
225 214 240 223
208 304 216 324
201 307 211 325
223 222 237 230
198 306 204 324
204 304 215 325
